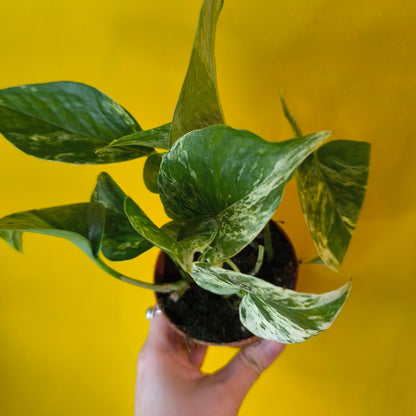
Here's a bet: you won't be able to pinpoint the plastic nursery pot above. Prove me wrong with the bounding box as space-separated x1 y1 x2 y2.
154 220 298 347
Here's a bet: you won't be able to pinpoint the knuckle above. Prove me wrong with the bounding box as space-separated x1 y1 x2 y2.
239 349 263 376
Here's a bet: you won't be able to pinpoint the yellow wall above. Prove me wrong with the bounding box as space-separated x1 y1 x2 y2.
0 0 414 414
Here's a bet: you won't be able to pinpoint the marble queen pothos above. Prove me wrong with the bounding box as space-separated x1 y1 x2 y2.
0 0 370 344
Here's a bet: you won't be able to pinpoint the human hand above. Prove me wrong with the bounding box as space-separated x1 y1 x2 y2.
135 309 285 416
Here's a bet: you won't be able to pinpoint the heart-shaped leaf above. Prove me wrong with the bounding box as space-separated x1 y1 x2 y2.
0 81 154 164
0 200 181 292
0 202 105 259
192 262 351 343
296 140 370 270
159 125 330 263
280 96 371 271
170 0 224 145
91 172 153 261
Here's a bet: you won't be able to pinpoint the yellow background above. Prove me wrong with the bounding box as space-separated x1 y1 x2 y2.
0 0 414 414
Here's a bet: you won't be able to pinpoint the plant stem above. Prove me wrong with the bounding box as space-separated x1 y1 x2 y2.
264 222 274 262
225 258 241 273
94 256 190 293
249 244 265 275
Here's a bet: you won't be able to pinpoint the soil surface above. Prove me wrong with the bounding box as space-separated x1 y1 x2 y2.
155 221 298 344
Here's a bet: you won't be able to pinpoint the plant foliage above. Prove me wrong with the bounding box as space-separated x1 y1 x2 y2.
0 0 370 343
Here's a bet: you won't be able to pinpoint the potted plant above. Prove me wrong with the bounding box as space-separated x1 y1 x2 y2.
0 0 370 345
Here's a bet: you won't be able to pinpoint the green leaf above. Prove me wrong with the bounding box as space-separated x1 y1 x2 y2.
280 96 371 271
296 140 370 270
0 81 154 164
0 202 105 259
91 172 127 214
124 197 189 269
143 152 165 194
0 230 23 252
239 285 351 344
177 216 218 255
192 262 351 343
159 125 330 263
98 123 171 151
91 172 153 261
124 198 218 272
160 221 184 241
170 0 224 145
191 262 242 296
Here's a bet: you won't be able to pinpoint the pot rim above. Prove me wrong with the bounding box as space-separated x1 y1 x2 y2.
154 250 260 347
153 220 298 347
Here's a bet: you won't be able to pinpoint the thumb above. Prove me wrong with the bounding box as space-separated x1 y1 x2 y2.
214 340 285 399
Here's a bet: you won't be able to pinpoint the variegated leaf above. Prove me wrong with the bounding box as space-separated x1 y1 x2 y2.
159 125 331 263
192 262 351 343
296 140 370 270
92 172 127 214
239 282 351 344
177 216 218 256
191 262 243 295
91 172 153 261
0 202 105 259
0 81 154 164
98 123 171 151
170 0 224 145
160 221 184 241
279 96 371 271
124 197 219 272
124 196 188 267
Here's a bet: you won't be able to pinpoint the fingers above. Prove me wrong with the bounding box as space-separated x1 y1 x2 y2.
213 340 285 398
145 311 183 353
188 343 208 369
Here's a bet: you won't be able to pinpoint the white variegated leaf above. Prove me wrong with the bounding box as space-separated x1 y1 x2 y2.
124 199 218 272
159 125 331 263
0 82 153 164
239 280 351 344
170 0 224 144
177 216 218 256
191 262 242 295
160 221 183 241
98 123 171 151
124 197 189 269
296 140 370 270
192 262 351 343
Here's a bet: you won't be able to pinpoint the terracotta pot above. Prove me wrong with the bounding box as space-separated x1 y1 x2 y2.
154 221 298 347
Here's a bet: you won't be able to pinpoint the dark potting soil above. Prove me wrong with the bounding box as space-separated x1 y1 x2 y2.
155 221 298 344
